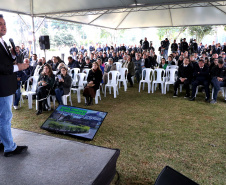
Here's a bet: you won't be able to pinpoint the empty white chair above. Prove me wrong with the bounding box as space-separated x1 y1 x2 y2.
70 68 80 86
85 89 101 104
62 90 72 106
164 69 177 94
139 68 154 93
152 68 165 94
22 76 39 109
104 71 120 98
118 68 128 91
115 62 122 71
82 68 91 75
71 73 86 103
211 87 226 100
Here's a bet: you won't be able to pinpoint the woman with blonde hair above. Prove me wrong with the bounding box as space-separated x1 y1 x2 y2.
83 62 102 106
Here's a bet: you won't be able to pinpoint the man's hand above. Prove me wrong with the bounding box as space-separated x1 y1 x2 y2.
17 77 21 81
217 77 223 82
17 63 29 71
180 78 185 82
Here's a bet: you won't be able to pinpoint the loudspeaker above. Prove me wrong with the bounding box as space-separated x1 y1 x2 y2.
39 35 50 50
154 166 199 185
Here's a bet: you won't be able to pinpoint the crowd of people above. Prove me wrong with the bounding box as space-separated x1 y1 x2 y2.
13 37 226 115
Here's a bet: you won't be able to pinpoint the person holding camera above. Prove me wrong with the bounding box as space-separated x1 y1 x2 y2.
54 66 72 105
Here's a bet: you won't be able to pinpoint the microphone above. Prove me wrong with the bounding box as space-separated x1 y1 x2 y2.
9 38 18 57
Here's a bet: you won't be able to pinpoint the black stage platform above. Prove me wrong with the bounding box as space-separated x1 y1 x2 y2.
0 129 120 185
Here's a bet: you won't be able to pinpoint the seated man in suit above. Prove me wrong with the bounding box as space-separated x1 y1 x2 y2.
173 57 193 98
103 58 116 84
190 59 210 101
210 59 226 104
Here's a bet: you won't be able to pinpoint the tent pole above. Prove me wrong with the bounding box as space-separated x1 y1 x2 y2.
31 0 36 54
32 15 36 54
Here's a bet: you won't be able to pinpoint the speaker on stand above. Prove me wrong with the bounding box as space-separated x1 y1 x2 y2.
39 35 50 59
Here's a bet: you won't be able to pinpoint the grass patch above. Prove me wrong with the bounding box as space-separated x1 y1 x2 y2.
12 84 226 185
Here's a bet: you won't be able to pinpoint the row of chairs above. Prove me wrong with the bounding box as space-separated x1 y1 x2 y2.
139 67 226 100
139 67 178 94
19 66 129 109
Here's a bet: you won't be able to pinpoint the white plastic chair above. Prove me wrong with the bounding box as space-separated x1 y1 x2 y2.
82 68 91 75
62 90 72 106
164 69 177 94
115 62 122 71
70 68 80 86
152 68 165 94
211 87 226 100
71 73 86 103
22 76 39 109
104 71 120 98
84 88 101 104
138 68 154 94
118 68 128 91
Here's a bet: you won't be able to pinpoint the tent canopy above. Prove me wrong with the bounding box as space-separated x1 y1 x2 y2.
0 0 226 29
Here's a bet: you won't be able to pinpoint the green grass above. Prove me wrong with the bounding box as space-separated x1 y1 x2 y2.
12 84 226 185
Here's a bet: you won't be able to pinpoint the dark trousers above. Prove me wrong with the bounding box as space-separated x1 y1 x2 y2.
191 80 210 99
55 88 64 104
36 86 49 111
211 77 226 101
174 79 190 95
127 73 133 86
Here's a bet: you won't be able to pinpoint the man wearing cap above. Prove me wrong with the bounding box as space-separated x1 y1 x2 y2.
210 59 226 104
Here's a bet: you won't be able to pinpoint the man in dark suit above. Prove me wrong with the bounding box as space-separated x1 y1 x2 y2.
0 14 29 157
173 57 193 98
190 59 210 101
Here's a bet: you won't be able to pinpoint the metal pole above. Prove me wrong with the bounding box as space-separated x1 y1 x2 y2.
32 16 36 54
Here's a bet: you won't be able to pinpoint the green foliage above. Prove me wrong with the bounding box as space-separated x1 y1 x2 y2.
51 21 75 30
224 26 226 32
187 26 214 43
53 30 75 47
157 27 186 42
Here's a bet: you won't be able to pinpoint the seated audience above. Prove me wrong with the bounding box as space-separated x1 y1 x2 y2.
189 59 210 101
159 58 168 70
103 58 116 84
210 59 226 104
83 62 103 106
122 55 135 87
36 64 55 115
54 66 72 105
173 57 193 97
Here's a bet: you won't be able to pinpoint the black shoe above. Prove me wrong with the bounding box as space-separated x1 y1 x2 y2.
189 97 195 101
88 98 93 106
4 146 28 157
36 110 42 115
184 94 190 98
173 92 178 97
0 143 4 151
205 98 210 102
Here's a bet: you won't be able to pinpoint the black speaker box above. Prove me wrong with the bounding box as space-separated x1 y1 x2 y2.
39 35 50 50
154 166 199 185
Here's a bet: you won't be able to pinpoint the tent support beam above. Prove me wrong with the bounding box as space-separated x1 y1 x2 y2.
168 5 173 26
35 16 46 32
18 14 30 30
209 2 226 14
116 11 131 29
88 10 108 24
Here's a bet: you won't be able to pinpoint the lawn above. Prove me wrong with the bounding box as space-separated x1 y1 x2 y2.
12 83 226 185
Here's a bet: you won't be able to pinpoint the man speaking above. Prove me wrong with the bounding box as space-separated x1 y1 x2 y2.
0 14 29 157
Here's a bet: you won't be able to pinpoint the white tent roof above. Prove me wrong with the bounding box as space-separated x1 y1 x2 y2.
0 0 226 29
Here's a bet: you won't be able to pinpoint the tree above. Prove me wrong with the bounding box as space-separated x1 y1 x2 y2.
187 26 214 43
224 26 226 32
53 30 75 47
157 27 186 43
